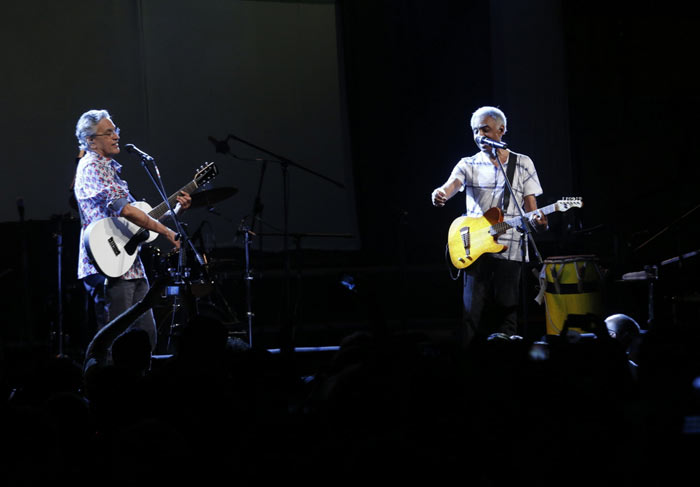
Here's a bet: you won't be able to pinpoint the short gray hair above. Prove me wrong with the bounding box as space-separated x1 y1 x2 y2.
75 109 112 151
470 106 507 134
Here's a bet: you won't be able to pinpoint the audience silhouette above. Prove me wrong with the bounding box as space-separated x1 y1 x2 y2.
2 279 699 486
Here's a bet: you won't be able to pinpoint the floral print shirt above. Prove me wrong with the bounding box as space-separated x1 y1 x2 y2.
74 151 145 280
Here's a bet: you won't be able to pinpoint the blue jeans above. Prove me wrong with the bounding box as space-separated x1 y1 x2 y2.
83 274 157 350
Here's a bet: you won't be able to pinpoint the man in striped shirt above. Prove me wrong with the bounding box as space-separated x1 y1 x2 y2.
431 106 547 347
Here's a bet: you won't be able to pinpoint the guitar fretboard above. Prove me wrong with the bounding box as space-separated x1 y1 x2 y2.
148 180 200 220
491 202 558 234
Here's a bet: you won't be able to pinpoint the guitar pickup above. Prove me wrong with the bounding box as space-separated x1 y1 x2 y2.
107 237 121 256
460 227 470 258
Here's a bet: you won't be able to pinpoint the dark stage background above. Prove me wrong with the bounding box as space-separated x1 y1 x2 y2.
2 0 700 358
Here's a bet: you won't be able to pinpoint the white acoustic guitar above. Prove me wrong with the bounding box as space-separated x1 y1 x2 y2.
85 162 218 278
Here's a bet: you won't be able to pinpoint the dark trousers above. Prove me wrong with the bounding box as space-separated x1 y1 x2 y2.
83 274 157 350
462 255 522 347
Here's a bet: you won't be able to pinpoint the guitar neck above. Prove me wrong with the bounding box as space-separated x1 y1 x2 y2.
493 202 559 233
148 180 199 220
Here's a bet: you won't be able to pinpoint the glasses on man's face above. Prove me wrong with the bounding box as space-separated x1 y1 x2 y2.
92 127 120 137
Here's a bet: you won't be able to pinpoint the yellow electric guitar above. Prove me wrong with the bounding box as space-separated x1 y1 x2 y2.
447 197 582 269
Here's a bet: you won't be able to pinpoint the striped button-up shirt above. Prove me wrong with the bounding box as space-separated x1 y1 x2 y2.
449 150 543 261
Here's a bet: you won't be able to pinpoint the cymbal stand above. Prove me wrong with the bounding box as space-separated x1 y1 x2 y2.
164 242 189 351
212 133 346 354
238 220 256 348
54 216 65 357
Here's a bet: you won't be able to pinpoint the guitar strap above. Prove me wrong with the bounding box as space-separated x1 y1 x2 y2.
501 151 517 213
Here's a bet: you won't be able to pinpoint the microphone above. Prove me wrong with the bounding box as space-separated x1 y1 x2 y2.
476 136 508 149
208 136 230 154
124 143 154 161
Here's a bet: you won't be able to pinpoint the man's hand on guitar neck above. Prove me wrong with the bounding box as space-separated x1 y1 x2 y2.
160 191 193 225
528 211 548 230
524 194 548 230
176 190 192 210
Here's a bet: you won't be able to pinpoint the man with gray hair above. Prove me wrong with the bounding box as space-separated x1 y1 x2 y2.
431 106 547 347
73 109 191 350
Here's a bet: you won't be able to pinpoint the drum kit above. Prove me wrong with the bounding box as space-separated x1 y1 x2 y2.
143 185 243 354
129 131 353 356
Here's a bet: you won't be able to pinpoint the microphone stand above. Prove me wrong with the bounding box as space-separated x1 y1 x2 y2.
250 158 268 243
238 220 255 348
136 151 204 352
213 133 345 354
493 147 543 339
55 216 64 357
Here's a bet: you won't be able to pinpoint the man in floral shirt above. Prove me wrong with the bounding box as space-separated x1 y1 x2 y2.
74 109 191 350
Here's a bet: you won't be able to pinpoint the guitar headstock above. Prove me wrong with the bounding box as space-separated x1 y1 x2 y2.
194 162 219 187
554 197 583 212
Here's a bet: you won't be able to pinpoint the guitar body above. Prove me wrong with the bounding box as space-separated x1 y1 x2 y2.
447 207 506 269
83 161 219 278
445 197 583 271
84 201 156 278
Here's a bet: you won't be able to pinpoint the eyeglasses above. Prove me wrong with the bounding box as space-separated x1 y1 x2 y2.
92 127 120 137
